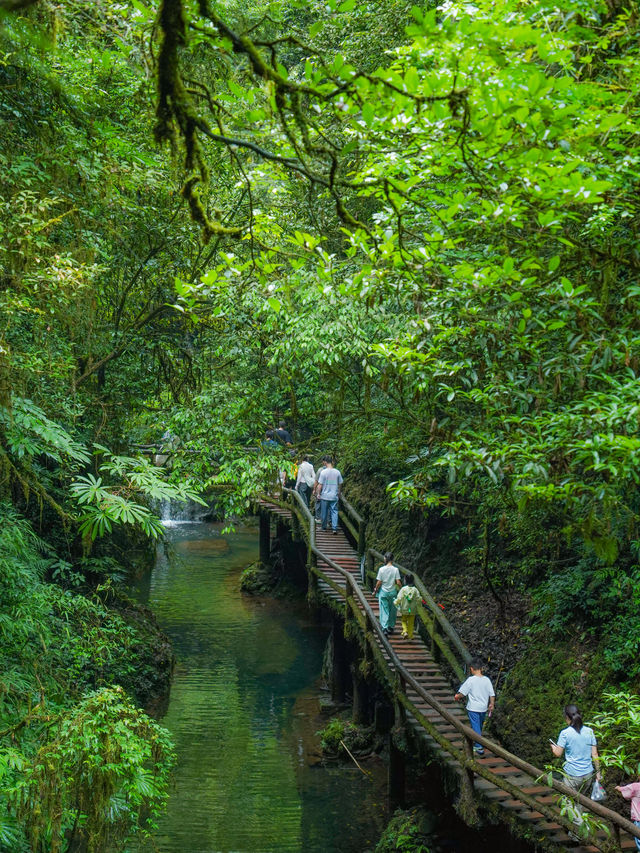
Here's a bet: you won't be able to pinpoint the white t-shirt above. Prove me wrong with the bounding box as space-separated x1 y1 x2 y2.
317 467 343 500
376 564 401 592
457 674 495 712
296 460 315 488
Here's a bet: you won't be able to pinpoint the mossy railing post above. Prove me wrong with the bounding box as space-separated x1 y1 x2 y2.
460 734 479 823
357 516 365 560
612 822 622 851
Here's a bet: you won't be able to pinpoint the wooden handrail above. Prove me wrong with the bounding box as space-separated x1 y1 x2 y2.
339 493 365 557
282 486 316 549
262 491 640 849
368 546 472 672
339 493 363 526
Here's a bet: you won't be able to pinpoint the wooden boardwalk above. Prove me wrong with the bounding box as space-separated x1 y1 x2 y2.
259 499 638 853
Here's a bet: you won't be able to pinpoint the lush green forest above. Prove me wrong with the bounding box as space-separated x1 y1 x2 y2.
1 0 640 848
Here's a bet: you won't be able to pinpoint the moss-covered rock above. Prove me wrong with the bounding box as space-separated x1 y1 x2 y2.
317 716 379 758
375 807 437 853
239 558 301 598
116 599 175 715
240 561 275 594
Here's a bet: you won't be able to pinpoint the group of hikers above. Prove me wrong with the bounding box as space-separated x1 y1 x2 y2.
268 423 640 845
293 452 343 534
375 552 640 845
262 423 344 535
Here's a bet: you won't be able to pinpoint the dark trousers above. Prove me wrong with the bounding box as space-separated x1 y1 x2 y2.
296 482 310 507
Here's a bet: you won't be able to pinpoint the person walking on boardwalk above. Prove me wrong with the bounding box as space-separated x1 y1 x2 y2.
394 573 421 639
550 703 601 832
316 455 343 534
274 420 293 445
615 780 640 850
454 658 495 756
374 552 401 636
295 455 315 508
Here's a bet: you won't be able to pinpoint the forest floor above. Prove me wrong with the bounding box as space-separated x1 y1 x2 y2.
428 569 531 691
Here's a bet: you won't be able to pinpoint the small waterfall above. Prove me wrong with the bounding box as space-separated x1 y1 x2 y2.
157 498 216 525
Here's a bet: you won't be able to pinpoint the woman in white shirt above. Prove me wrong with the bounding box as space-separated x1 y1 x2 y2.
374 552 401 636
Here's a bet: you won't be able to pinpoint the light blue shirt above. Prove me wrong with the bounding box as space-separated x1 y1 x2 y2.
558 725 596 776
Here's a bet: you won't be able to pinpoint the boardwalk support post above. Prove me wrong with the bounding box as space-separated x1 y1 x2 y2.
259 510 270 564
352 665 370 725
389 729 406 810
291 511 301 542
330 616 348 704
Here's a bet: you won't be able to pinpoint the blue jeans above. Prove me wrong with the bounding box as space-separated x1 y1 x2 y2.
320 498 338 531
468 710 486 750
634 821 640 852
378 589 397 630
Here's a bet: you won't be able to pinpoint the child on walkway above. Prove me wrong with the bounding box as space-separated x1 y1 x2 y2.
616 781 640 851
394 573 421 639
454 658 495 756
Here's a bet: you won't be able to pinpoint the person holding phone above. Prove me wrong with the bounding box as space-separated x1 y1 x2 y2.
550 703 601 832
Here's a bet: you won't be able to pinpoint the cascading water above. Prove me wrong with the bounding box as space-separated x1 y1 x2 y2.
157 497 215 526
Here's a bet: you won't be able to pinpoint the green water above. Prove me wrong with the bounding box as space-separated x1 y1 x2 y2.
133 520 387 853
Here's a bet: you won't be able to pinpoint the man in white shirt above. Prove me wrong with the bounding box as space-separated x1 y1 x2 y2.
316 455 343 534
295 455 315 507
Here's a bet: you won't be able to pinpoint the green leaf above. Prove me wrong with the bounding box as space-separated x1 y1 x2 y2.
362 102 375 126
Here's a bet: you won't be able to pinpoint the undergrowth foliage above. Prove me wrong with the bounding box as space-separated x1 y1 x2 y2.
0 505 174 850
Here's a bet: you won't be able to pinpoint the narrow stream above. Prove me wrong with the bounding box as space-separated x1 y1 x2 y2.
132 520 388 853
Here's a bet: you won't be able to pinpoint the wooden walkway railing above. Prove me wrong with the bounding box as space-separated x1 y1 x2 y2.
258 488 640 853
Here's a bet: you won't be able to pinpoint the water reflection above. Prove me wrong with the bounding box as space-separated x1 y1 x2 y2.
132 520 387 853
